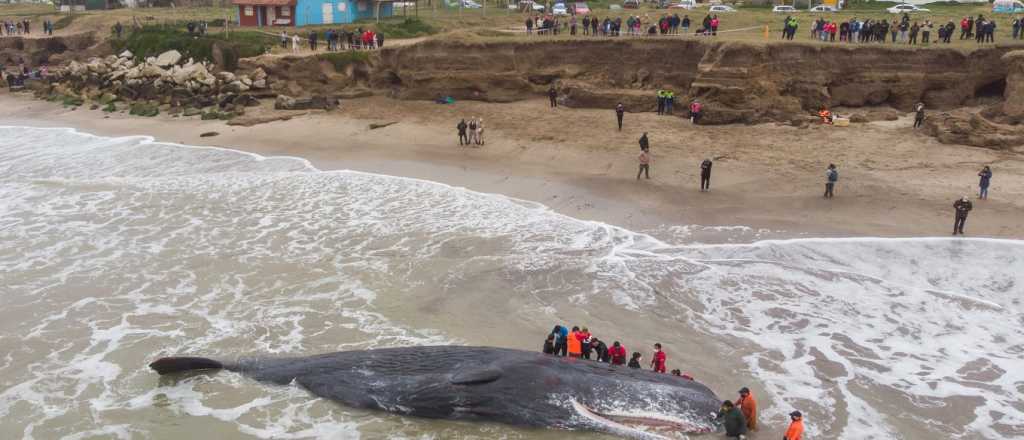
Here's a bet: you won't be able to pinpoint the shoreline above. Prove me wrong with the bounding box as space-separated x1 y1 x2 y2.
2 92 1022 240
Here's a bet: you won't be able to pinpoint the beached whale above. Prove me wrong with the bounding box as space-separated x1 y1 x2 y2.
150 346 721 439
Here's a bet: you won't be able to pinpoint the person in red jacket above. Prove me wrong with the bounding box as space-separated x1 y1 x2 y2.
785 411 804 440
608 341 627 365
650 343 666 373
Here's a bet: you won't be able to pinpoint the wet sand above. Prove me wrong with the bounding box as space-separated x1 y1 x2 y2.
2 92 1021 240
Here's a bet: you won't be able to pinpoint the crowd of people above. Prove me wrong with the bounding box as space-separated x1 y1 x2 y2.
787 13 1022 44
280 28 384 54
2 18 59 37
526 13 721 37
541 324 803 439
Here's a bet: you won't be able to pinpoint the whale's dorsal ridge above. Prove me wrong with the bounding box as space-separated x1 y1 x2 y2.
450 366 503 385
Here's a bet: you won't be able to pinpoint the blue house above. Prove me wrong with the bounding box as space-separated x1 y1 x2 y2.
234 0 395 27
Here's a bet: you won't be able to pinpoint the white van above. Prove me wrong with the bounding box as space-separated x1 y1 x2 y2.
993 0 1024 13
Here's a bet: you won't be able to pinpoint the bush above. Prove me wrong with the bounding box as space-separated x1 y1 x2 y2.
374 17 436 38
102 102 117 112
316 51 370 71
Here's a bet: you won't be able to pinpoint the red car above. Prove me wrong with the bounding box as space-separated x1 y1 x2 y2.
573 2 590 14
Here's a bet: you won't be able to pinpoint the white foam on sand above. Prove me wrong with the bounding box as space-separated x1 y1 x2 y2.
0 126 1021 439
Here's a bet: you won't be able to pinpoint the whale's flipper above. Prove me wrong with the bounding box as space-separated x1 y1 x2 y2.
149 357 224 375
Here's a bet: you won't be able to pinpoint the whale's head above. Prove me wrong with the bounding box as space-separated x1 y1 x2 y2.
412 352 722 439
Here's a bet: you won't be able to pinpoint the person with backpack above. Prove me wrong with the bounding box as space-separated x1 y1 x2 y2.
824 164 838 199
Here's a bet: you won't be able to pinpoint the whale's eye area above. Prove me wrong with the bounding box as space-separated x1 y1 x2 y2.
571 400 712 439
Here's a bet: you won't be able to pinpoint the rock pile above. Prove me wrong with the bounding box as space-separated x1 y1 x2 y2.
37 50 270 118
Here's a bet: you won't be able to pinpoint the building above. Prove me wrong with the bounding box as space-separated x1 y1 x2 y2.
233 0 395 27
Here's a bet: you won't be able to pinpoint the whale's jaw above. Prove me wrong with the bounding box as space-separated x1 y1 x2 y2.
571 399 715 440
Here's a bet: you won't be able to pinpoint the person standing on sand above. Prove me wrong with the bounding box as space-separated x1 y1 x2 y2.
475 118 485 146
824 164 838 199
784 411 804 440
280 31 288 49
637 148 651 180
467 118 478 145
615 103 625 131
457 119 468 146
291 34 301 54
689 100 703 124
638 132 650 151
736 387 758 431
978 166 992 199
913 102 925 128
700 158 713 192
953 196 972 235
548 85 558 108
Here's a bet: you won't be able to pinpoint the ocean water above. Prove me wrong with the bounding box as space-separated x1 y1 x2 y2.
0 126 1021 439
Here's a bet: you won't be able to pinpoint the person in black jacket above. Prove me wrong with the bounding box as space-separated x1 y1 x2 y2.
457 119 468 146
591 337 609 362
615 103 625 131
542 334 556 354
700 158 713 192
953 196 972 235
627 352 642 368
548 85 558 108
638 132 649 151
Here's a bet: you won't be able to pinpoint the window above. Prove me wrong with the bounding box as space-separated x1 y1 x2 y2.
244 5 254 15
281 6 290 16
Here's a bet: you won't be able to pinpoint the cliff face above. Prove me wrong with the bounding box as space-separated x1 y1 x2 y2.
0 33 101 66
366 39 1013 124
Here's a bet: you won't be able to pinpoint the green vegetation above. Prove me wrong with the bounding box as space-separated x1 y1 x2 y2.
129 102 159 117
52 14 76 30
111 26 275 70
316 51 370 71
61 95 84 107
102 102 118 112
373 17 437 38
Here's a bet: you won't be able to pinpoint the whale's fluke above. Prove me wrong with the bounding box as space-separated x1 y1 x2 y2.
149 357 224 375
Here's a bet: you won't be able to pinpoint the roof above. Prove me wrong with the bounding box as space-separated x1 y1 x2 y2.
232 0 295 6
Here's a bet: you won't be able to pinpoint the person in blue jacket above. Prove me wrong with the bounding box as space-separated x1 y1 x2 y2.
978 166 992 199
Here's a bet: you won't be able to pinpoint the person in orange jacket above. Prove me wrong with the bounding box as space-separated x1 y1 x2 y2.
736 387 757 431
567 326 583 357
784 410 804 440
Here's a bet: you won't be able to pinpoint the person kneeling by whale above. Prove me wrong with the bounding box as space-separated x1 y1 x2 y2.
717 400 748 439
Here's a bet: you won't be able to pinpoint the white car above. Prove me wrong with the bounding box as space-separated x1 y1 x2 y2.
886 3 929 13
809 5 837 12
772 5 798 13
552 2 569 14
708 4 736 12
669 0 697 9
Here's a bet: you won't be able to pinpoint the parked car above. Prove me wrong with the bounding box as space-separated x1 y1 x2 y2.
573 2 591 14
623 0 640 9
809 5 837 12
708 4 736 12
669 0 698 9
552 2 569 14
772 5 798 13
993 0 1024 13
610 3 623 9
886 3 928 13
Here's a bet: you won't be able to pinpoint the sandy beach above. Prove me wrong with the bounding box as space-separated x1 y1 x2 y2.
2 92 1021 240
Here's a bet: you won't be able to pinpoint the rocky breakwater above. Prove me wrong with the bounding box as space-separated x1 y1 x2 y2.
37 49 270 119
